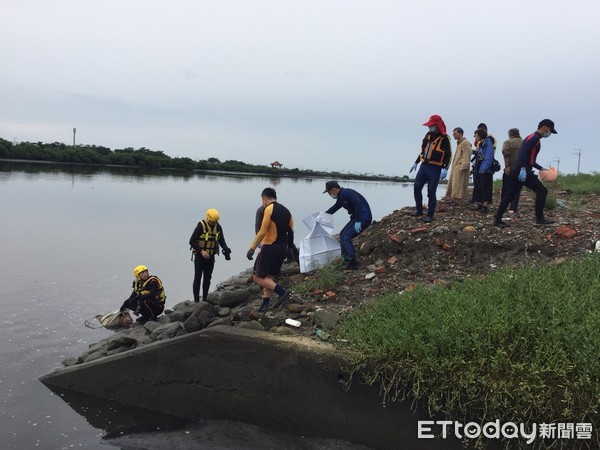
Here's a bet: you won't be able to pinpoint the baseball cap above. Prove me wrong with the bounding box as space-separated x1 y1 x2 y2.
423 115 442 126
538 119 557 134
323 181 340 193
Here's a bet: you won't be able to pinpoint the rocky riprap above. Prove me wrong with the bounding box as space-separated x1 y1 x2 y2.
67 190 600 366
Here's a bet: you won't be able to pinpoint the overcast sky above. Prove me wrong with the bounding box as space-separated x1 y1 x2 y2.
2 0 599 175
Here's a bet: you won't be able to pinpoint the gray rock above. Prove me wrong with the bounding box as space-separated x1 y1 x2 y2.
313 309 340 328
79 342 108 361
150 323 184 341
167 300 197 322
248 284 262 295
175 327 188 337
218 289 252 308
196 310 212 328
143 321 161 333
258 316 282 330
183 315 201 332
156 315 171 325
62 357 79 367
81 348 108 363
107 335 138 351
207 317 232 328
270 326 295 335
107 346 135 356
238 321 265 331
218 307 231 317
191 302 215 317
206 292 219 305
136 335 153 346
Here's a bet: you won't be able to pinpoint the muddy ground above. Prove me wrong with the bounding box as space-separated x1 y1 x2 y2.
270 189 600 336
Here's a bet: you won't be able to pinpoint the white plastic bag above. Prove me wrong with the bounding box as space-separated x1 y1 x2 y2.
299 212 341 273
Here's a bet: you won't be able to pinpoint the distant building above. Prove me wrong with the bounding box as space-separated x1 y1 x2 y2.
270 161 283 168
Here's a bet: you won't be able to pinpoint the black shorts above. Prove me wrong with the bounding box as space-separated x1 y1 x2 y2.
254 243 286 279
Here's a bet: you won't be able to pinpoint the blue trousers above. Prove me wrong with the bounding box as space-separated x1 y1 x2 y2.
496 172 548 221
340 220 369 262
414 163 442 217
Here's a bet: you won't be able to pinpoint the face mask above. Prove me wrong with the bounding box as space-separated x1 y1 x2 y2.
329 192 337 199
542 131 551 138
428 125 438 132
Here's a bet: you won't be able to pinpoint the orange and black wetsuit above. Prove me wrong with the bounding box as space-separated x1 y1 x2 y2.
251 201 294 279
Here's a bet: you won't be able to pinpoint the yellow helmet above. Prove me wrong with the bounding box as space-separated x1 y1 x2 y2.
206 208 220 221
133 265 148 279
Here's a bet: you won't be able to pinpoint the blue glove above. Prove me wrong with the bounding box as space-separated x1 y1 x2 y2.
518 167 526 182
246 248 255 260
354 222 362 234
410 163 418 173
440 168 448 180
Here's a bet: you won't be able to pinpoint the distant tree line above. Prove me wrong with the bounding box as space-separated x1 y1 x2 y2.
0 137 400 181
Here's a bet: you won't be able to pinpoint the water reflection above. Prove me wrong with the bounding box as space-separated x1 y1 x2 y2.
46 385 190 436
1 161 428 449
47 386 373 449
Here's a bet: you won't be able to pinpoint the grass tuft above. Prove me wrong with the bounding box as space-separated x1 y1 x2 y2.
334 254 600 449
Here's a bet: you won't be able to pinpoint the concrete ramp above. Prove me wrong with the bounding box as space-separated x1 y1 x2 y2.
40 325 453 449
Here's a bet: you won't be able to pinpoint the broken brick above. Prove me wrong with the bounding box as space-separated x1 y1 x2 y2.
554 226 577 240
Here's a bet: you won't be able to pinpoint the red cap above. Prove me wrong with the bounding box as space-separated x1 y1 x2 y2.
422 114 447 135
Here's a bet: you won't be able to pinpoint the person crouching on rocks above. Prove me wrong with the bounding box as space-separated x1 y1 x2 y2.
120 265 166 324
189 208 232 303
323 181 372 270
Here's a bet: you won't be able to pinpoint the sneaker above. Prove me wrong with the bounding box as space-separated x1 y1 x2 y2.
423 216 434 223
272 289 291 309
536 218 556 225
257 298 270 313
479 206 489 214
344 260 359 270
411 211 424 217
494 219 510 228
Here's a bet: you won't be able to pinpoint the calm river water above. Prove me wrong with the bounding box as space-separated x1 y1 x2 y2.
0 161 434 449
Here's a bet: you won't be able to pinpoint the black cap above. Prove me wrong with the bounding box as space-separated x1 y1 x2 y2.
538 119 557 134
323 181 340 193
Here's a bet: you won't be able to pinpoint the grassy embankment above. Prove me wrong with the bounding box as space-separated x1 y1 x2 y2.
301 174 600 448
334 256 599 448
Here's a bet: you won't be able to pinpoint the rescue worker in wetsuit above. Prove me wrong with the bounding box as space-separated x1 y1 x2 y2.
410 114 452 222
246 187 295 313
323 181 372 269
189 208 231 303
120 265 166 324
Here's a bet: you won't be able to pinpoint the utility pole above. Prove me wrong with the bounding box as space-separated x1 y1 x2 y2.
572 148 581 175
553 157 560 173
73 128 76 146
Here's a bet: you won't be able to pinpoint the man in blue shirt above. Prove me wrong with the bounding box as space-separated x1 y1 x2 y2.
323 181 372 269
494 119 557 227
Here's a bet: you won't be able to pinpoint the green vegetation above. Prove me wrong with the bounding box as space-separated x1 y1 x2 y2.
291 264 347 295
334 255 600 448
0 137 402 182
555 173 600 195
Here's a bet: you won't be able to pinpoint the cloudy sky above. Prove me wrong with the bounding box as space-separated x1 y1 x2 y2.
2 0 599 175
